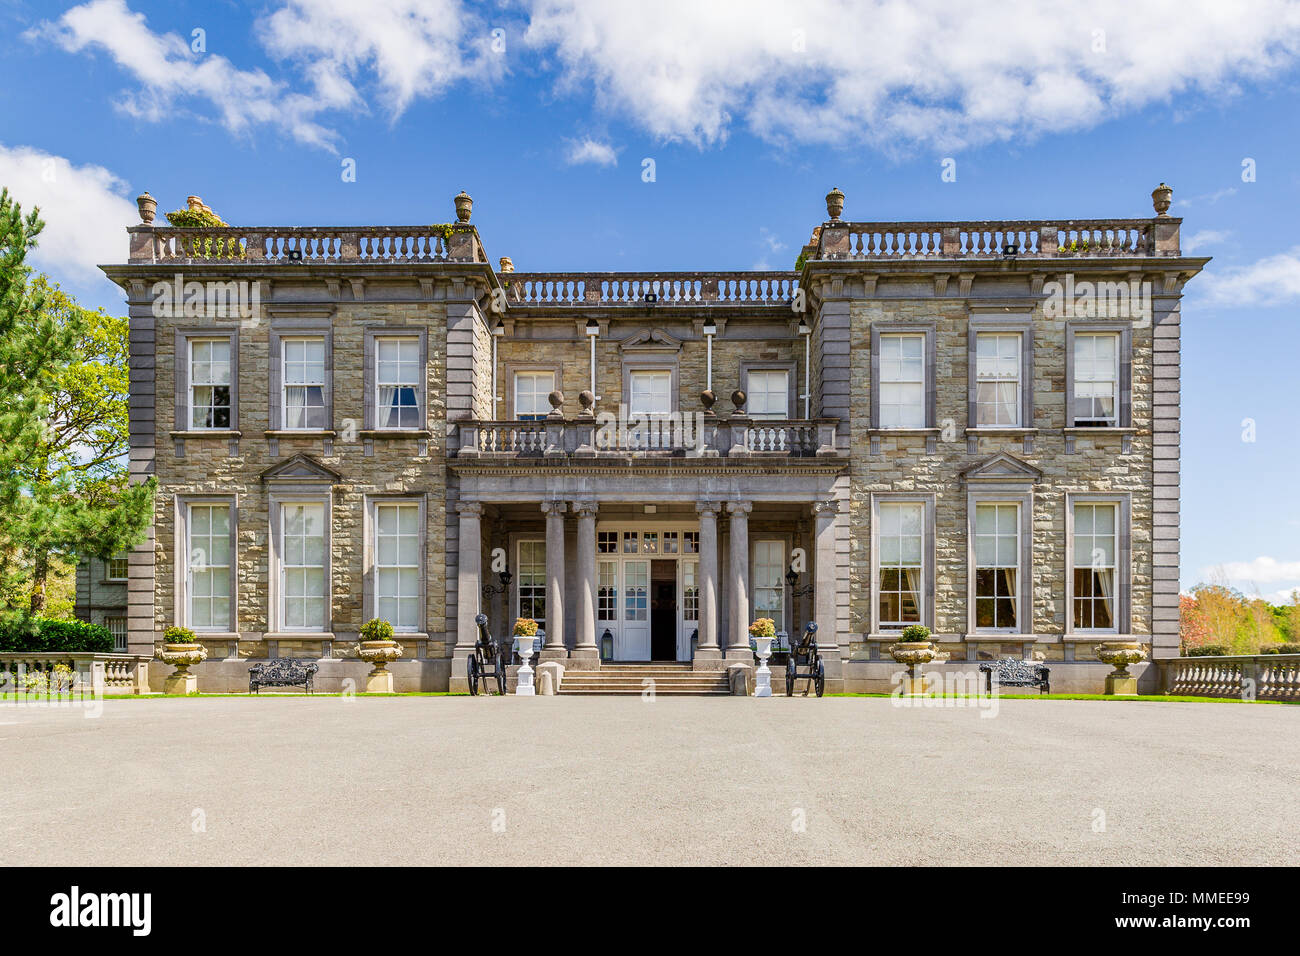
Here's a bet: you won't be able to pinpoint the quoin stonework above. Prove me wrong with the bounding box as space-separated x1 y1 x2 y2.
98 185 1204 694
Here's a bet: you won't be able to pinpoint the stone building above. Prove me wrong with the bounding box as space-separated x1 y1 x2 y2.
74 553 130 650
99 185 1203 693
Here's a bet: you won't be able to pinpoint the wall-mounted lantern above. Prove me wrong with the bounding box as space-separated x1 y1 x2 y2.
785 566 814 597
482 567 512 598
600 628 614 662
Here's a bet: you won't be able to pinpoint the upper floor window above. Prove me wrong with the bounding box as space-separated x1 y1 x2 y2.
189 338 231 429
628 369 672 416
974 333 1022 426
375 337 421 429
747 369 789 420
1072 332 1119 427
514 370 555 421
282 337 327 430
105 552 129 582
878 333 926 428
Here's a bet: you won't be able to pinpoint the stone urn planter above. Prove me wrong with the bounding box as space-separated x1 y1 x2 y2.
749 619 776 698
454 190 473 222
825 186 845 221
888 625 936 696
1151 182 1173 216
1096 640 1146 696
158 626 207 695
136 191 157 224
357 619 404 693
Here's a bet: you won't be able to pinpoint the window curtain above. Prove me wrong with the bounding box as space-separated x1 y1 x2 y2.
378 385 397 427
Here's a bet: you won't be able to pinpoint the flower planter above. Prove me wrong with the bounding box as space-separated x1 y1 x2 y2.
158 642 208 695
357 639 404 693
1095 640 1145 696
888 641 936 696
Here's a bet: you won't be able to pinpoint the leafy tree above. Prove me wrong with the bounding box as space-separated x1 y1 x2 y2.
0 188 153 617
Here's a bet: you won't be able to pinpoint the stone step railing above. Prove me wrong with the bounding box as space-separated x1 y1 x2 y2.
457 417 840 459
1159 654 1300 701
127 225 484 264
0 652 151 696
818 218 1176 259
502 272 798 306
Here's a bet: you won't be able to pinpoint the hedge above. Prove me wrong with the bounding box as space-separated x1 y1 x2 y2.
1260 643 1300 655
1184 644 1230 657
0 617 114 653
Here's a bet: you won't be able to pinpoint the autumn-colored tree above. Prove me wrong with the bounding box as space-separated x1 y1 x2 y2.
1179 593 1209 649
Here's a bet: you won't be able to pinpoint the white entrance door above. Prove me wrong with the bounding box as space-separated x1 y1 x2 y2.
620 560 651 659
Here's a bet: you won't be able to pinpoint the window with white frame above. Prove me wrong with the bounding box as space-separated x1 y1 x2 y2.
189 339 232 429
375 337 421 429
281 502 327 631
374 502 420 631
628 369 672 415
752 540 786 630
282 337 327 430
973 503 1019 631
187 503 231 630
624 562 648 621
878 334 925 427
747 369 788 420
105 616 127 652
974 333 1021 426
106 552 129 581
517 540 546 630
597 561 618 622
682 560 699 623
1073 502 1118 631
514 370 555 420
1072 333 1119 427
877 501 924 627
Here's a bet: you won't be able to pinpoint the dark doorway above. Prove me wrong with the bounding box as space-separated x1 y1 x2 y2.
650 560 678 661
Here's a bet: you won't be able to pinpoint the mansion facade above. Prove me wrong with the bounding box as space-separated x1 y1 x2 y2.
99 186 1202 693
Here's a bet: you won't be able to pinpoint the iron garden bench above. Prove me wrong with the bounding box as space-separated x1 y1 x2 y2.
248 658 319 694
978 659 1050 695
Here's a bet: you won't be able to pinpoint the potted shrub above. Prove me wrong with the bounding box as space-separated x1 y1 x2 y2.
888 624 936 696
357 618 404 693
158 625 208 695
512 618 539 695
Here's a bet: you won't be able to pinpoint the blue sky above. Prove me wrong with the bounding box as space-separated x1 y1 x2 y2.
2 0 1299 600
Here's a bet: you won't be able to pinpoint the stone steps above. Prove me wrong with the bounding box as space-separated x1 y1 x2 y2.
558 663 731 696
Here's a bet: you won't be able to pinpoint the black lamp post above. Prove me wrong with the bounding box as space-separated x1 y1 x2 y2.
482 568 512 598
785 567 814 597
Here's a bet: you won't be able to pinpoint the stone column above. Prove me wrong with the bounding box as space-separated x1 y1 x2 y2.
451 500 483 693
540 499 567 662
694 501 722 663
726 501 752 661
813 500 839 652
571 501 599 665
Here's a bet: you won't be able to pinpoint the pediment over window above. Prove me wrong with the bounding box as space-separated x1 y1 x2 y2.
960 452 1042 484
259 454 341 485
619 327 682 352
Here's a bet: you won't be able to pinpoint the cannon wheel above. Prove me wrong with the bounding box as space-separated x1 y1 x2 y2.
785 659 795 696
467 656 479 696
814 658 825 698
495 660 507 696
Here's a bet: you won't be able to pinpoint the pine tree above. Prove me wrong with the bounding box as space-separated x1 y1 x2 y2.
0 188 154 617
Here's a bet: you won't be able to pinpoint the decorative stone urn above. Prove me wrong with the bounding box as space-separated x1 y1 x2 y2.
730 389 747 414
498 255 514 273
158 642 207 696
1151 183 1173 216
1096 640 1146 696
578 389 595 416
825 186 845 221
358 640 404 694
753 636 773 698
547 390 565 416
700 388 716 411
888 625 936 696
136 192 157 224
454 190 473 222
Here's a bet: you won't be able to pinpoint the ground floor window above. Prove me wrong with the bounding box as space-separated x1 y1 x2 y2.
752 540 785 631
105 616 127 652
877 500 924 628
187 502 232 631
375 502 420 631
517 540 546 631
281 502 328 631
1072 501 1118 631
973 503 1019 630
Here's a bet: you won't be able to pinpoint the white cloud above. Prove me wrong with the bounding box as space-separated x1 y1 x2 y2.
564 137 618 166
0 145 137 283
35 0 339 149
1207 556 1300 585
257 0 505 118
1182 229 1230 252
1198 247 1300 305
524 0 1300 151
